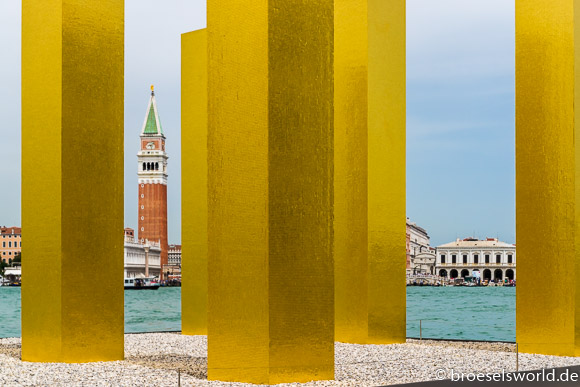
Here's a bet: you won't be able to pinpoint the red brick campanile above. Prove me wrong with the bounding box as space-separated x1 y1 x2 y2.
138 86 169 280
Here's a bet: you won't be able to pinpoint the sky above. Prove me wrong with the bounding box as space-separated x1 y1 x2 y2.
0 0 515 247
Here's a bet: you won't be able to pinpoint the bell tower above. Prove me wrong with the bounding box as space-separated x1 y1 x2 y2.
138 85 168 279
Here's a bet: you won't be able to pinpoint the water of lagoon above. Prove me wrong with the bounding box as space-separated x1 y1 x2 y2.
0 286 515 342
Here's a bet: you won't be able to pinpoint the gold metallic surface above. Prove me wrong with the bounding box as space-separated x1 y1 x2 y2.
22 0 124 362
516 0 579 356
207 0 334 383
577 1 580 356
335 0 369 344
334 0 406 344
181 29 208 336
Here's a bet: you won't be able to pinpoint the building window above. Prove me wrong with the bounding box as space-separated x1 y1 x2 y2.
141 227 144 232
496 254 501 263
508 254 513 264
441 254 446 264
452 255 456 264
485 254 490 264
142 163 146 171
141 205 144 209
8 242 11 248
141 194 144 198
2 242 4 247
8 252 11 255
141 216 144 220
474 254 479 264
463 255 467 264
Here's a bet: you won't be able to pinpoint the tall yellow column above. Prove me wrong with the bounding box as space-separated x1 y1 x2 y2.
516 0 580 356
334 0 406 344
207 0 334 383
21 0 124 362
181 29 208 335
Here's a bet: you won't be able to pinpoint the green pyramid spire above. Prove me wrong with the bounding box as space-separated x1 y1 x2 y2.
141 86 164 136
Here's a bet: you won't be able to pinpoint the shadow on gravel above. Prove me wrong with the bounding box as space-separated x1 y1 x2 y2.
0 343 20 360
126 355 207 379
0 341 208 380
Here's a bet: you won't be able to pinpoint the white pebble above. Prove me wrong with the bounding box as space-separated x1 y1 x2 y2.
0 334 578 386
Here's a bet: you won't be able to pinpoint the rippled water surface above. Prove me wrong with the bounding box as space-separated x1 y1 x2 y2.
406 286 515 342
0 287 20 338
124 287 181 333
0 287 515 341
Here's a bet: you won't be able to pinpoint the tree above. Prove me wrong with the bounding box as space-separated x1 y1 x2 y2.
0 260 7 277
13 252 21 263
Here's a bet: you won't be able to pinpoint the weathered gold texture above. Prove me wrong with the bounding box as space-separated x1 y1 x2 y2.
22 0 124 362
516 0 580 356
207 0 334 383
181 29 208 335
334 0 406 344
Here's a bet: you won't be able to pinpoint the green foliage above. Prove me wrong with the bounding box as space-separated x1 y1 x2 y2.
0 260 7 276
0 253 19 276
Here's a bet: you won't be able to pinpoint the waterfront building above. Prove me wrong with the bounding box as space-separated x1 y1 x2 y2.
435 237 516 282
406 218 436 274
124 228 161 278
0 226 21 264
166 244 181 278
406 232 411 270
137 86 169 279
168 244 181 266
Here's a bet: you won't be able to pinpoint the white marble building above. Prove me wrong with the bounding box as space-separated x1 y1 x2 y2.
407 218 436 275
165 244 182 277
435 237 516 282
168 244 181 266
124 228 161 278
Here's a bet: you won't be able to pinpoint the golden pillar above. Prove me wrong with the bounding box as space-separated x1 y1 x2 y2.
334 0 406 344
516 0 580 356
181 29 208 335
207 0 334 383
21 0 124 362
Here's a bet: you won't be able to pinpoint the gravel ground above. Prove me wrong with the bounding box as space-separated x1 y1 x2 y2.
0 333 578 386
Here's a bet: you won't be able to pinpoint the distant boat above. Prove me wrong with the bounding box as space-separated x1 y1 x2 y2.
3 267 21 286
124 277 160 290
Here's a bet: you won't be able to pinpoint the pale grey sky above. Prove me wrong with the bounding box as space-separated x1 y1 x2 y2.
0 0 515 246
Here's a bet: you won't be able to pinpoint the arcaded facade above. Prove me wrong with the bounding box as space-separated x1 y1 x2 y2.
436 237 516 282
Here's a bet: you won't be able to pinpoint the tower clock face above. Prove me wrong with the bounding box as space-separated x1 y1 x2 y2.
146 142 155 150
